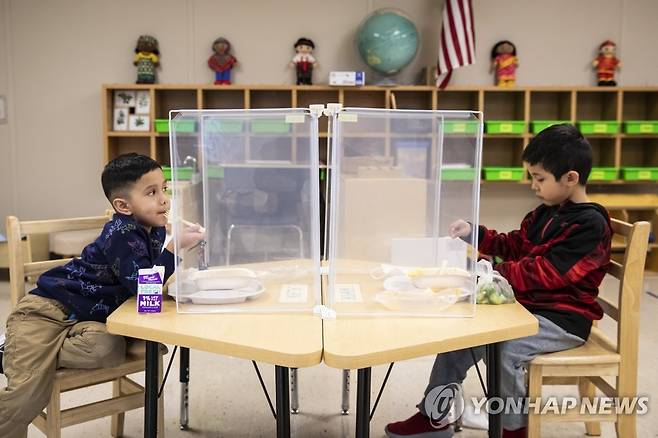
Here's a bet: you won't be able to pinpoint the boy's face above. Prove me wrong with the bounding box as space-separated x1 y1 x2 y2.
113 169 170 229
527 163 579 206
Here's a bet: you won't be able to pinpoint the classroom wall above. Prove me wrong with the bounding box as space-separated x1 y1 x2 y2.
0 0 657 233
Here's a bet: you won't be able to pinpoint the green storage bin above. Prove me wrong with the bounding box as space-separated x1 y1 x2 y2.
162 166 223 180
620 167 658 181
485 121 525 134
162 166 193 181
577 120 619 135
444 120 479 134
531 120 569 134
483 167 525 181
623 120 658 134
206 165 224 179
155 119 196 133
589 167 618 181
442 167 476 181
251 119 291 134
204 119 244 133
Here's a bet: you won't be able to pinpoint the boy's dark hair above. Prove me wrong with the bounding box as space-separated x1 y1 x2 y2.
522 124 592 186
101 153 161 201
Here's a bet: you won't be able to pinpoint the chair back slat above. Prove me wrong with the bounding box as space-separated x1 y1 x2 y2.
6 214 111 307
20 216 110 235
25 259 74 278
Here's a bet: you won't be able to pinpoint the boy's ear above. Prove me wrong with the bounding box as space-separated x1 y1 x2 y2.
564 170 580 186
111 196 132 215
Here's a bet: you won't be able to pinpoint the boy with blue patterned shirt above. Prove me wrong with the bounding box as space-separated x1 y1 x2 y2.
0 153 204 438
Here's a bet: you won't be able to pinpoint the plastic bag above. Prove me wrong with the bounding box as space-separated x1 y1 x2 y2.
475 260 515 304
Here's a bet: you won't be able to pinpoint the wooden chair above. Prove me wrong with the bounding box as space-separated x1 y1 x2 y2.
6 214 166 437
527 218 650 438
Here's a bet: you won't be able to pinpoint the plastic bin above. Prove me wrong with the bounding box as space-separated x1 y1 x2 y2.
162 166 193 181
251 119 291 134
531 120 569 134
155 119 196 133
444 120 479 134
442 167 476 180
623 121 658 135
577 120 619 135
589 167 618 181
482 167 525 181
620 167 658 181
485 121 525 134
204 119 244 133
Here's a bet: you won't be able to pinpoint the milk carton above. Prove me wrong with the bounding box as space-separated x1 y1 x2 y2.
137 266 165 313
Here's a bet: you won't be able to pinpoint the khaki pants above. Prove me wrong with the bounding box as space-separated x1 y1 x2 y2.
0 294 126 438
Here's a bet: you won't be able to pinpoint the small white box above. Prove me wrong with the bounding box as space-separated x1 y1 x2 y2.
329 71 365 86
114 90 135 107
135 90 151 114
128 114 150 131
113 108 129 131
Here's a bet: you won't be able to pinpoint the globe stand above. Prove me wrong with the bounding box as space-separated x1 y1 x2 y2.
372 76 398 87
368 70 409 87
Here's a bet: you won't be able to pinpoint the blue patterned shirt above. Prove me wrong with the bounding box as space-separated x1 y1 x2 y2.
31 213 175 322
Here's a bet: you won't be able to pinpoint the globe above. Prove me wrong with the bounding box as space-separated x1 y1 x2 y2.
356 9 419 76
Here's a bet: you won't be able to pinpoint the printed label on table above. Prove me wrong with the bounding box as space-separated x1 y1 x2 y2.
334 284 363 303
279 284 309 303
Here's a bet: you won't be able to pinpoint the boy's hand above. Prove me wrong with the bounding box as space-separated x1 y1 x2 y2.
178 221 205 250
166 221 205 253
449 219 472 238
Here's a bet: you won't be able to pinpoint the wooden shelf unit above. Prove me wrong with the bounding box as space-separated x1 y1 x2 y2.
102 84 658 270
102 84 658 180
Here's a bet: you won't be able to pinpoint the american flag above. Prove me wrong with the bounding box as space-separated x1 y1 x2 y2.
436 0 476 88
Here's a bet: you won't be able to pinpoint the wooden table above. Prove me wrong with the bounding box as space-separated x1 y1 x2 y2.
323 302 539 438
107 298 323 438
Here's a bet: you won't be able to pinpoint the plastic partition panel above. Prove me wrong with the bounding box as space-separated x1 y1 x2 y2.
169 109 322 313
327 108 482 317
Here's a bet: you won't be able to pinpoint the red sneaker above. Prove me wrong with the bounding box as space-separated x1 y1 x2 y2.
503 427 527 438
385 412 453 437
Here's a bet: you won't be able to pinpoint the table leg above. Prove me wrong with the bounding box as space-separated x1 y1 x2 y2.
144 341 159 438
356 367 371 438
341 369 351 415
290 368 299 414
487 343 502 438
275 365 291 438
180 347 190 430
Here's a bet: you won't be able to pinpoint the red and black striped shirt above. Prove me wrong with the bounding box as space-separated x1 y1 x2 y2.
477 201 612 340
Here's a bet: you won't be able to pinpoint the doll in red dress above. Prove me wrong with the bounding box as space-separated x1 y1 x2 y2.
490 40 518 87
208 37 237 85
592 40 620 86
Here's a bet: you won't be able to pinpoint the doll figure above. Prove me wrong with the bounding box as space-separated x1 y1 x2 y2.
490 40 518 87
208 37 237 85
592 40 620 86
134 35 160 84
290 38 317 85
